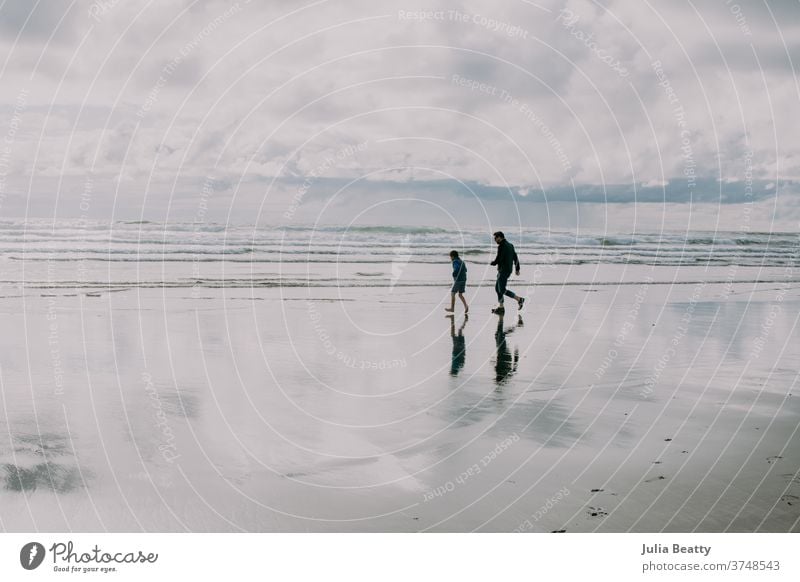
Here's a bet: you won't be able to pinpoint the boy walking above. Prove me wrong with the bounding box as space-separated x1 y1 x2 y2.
490 231 524 314
445 250 469 314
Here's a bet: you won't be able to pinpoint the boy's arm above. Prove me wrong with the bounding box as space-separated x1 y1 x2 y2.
452 259 461 278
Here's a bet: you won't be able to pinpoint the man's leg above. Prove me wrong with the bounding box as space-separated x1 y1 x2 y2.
495 272 510 310
504 288 524 308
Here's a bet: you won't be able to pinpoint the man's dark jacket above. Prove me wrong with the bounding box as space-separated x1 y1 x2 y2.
491 239 519 275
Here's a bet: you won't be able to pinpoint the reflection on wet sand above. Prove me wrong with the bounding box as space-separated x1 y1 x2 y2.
2 463 81 493
1 432 84 493
438 312 582 445
449 315 468 377
495 314 522 386
0 281 795 532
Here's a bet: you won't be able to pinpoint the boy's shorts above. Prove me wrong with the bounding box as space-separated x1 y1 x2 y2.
451 280 466 293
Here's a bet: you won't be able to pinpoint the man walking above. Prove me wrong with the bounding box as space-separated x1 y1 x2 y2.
490 231 524 314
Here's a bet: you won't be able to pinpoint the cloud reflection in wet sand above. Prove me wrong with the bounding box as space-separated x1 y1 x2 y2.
1 432 85 493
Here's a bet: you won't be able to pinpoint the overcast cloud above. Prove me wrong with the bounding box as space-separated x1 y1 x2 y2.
1 0 798 230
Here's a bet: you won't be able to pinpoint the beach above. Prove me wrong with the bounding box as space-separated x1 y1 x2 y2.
0 221 798 532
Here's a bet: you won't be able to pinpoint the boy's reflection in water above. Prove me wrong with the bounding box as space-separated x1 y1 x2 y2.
449 315 468 376
495 314 522 385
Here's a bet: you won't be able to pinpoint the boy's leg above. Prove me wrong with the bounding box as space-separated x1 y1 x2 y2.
446 292 456 312
458 292 468 311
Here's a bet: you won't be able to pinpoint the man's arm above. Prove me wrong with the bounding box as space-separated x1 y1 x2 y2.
490 246 501 266
514 248 520 274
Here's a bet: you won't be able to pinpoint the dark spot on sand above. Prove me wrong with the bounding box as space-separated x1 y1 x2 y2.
653 461 662 464
767 456 783 464
587 506 608 518
590 488 604 493
779 474 800 484
645 475 666 483
681 450 689 454
664 438 672 442
283 471 308 479
551 529 566 533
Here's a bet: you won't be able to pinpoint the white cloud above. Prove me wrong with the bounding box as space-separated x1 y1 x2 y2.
0 0 797 225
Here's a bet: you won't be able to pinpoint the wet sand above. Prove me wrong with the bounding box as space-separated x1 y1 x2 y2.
0 278 799 532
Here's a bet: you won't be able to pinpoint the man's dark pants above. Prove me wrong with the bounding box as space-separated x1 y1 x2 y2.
495 271 517 304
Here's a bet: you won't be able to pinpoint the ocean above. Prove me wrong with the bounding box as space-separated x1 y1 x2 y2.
3 221 798 291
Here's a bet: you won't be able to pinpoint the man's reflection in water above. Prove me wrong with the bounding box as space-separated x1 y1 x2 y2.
449 315 468 376
495 314 522 385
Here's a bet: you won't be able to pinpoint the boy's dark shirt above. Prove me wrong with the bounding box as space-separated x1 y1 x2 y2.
452 258 467 282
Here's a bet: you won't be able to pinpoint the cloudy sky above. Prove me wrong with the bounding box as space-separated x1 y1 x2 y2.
1 0 799 230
